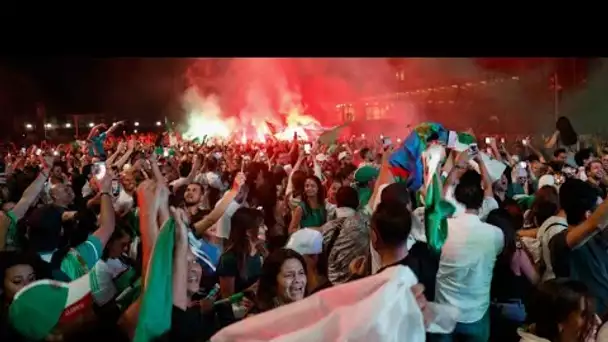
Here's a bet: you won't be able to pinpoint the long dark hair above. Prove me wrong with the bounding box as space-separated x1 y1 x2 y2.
224 207 263 279
529 185 560 227
529 278 594 342
303 176 326 211
255 248 307 313
556 116 578 146
246 162 278 232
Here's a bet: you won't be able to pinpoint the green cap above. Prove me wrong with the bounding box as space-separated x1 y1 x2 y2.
354 165 379 184
9 275 93 340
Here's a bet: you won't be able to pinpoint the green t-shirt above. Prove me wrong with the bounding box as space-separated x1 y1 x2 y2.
216 251 262 293
298 202 327 228
60 235 103 281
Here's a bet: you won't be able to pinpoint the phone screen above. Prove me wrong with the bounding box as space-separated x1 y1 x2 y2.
93 162 106 180
304 144 312 154
35 149 42 156
111 179 121 197
382 137 392 147
469 143 479 155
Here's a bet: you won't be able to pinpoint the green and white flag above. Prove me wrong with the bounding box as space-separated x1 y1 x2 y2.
134 218 176 342
421 144 456 254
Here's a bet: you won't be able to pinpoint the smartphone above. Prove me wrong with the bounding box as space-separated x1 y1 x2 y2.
20 148 26 155
522 139 528 146
93 162 106 180
468 143 479 156
519 161 528 169
53 150 59 156
382 137 392 147
111 179 121 197
500 138 506 144
163 148 169 158
35 148 42 156
304 143 312 154
485 137 494 144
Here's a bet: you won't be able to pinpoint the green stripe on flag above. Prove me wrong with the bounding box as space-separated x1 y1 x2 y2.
134 218 176 342
457 132 476 145
424 175 456 254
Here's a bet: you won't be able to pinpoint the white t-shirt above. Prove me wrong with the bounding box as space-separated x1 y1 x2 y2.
435 212 504 323
91 258 129 306
113 189 134 214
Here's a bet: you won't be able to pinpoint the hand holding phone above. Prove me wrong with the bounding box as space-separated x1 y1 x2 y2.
468 143 479 157
93 162 106 180
304 143 312 155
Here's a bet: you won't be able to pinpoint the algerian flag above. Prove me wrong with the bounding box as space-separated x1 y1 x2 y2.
211 266 458 342
447 131 476 152
134 218 176 342
318 121 351 146
421 144 455 254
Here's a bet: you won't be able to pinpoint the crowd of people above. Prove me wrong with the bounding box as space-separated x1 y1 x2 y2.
1 116 608 341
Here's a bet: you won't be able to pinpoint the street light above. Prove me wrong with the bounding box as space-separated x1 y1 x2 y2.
88 122 95 128
134 121 140 127
25 123 33 129
65 123 72 128
45 123 53 129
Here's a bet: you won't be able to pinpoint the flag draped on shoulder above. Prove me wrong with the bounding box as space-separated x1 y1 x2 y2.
134 218 176 342
211 266 447 342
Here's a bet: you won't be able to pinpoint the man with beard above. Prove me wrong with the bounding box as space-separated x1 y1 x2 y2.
183 183 209 224
586 159 608 200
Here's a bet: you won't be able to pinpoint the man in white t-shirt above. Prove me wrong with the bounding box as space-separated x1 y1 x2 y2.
432 169 504 342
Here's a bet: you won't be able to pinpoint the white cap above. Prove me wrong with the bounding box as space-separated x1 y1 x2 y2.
538 174 556 189
338 151 349 161
285 228 323 255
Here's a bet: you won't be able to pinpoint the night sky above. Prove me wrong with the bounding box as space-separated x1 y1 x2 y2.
0 58 190 119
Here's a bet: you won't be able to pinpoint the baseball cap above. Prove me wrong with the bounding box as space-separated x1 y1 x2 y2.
354 166 379 184
285 228 323 255
9 274 93 340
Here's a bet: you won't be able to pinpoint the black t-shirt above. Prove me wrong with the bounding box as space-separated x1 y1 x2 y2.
588 181 608 200
376 241 439 301
549 229 608 314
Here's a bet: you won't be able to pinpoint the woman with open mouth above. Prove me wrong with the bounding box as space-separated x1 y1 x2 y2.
251 248 308 314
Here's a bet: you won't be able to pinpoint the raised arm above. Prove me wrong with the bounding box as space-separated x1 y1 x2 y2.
12 156 53 220
193 172 246 236
171 207 189 310
92 169 117 248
